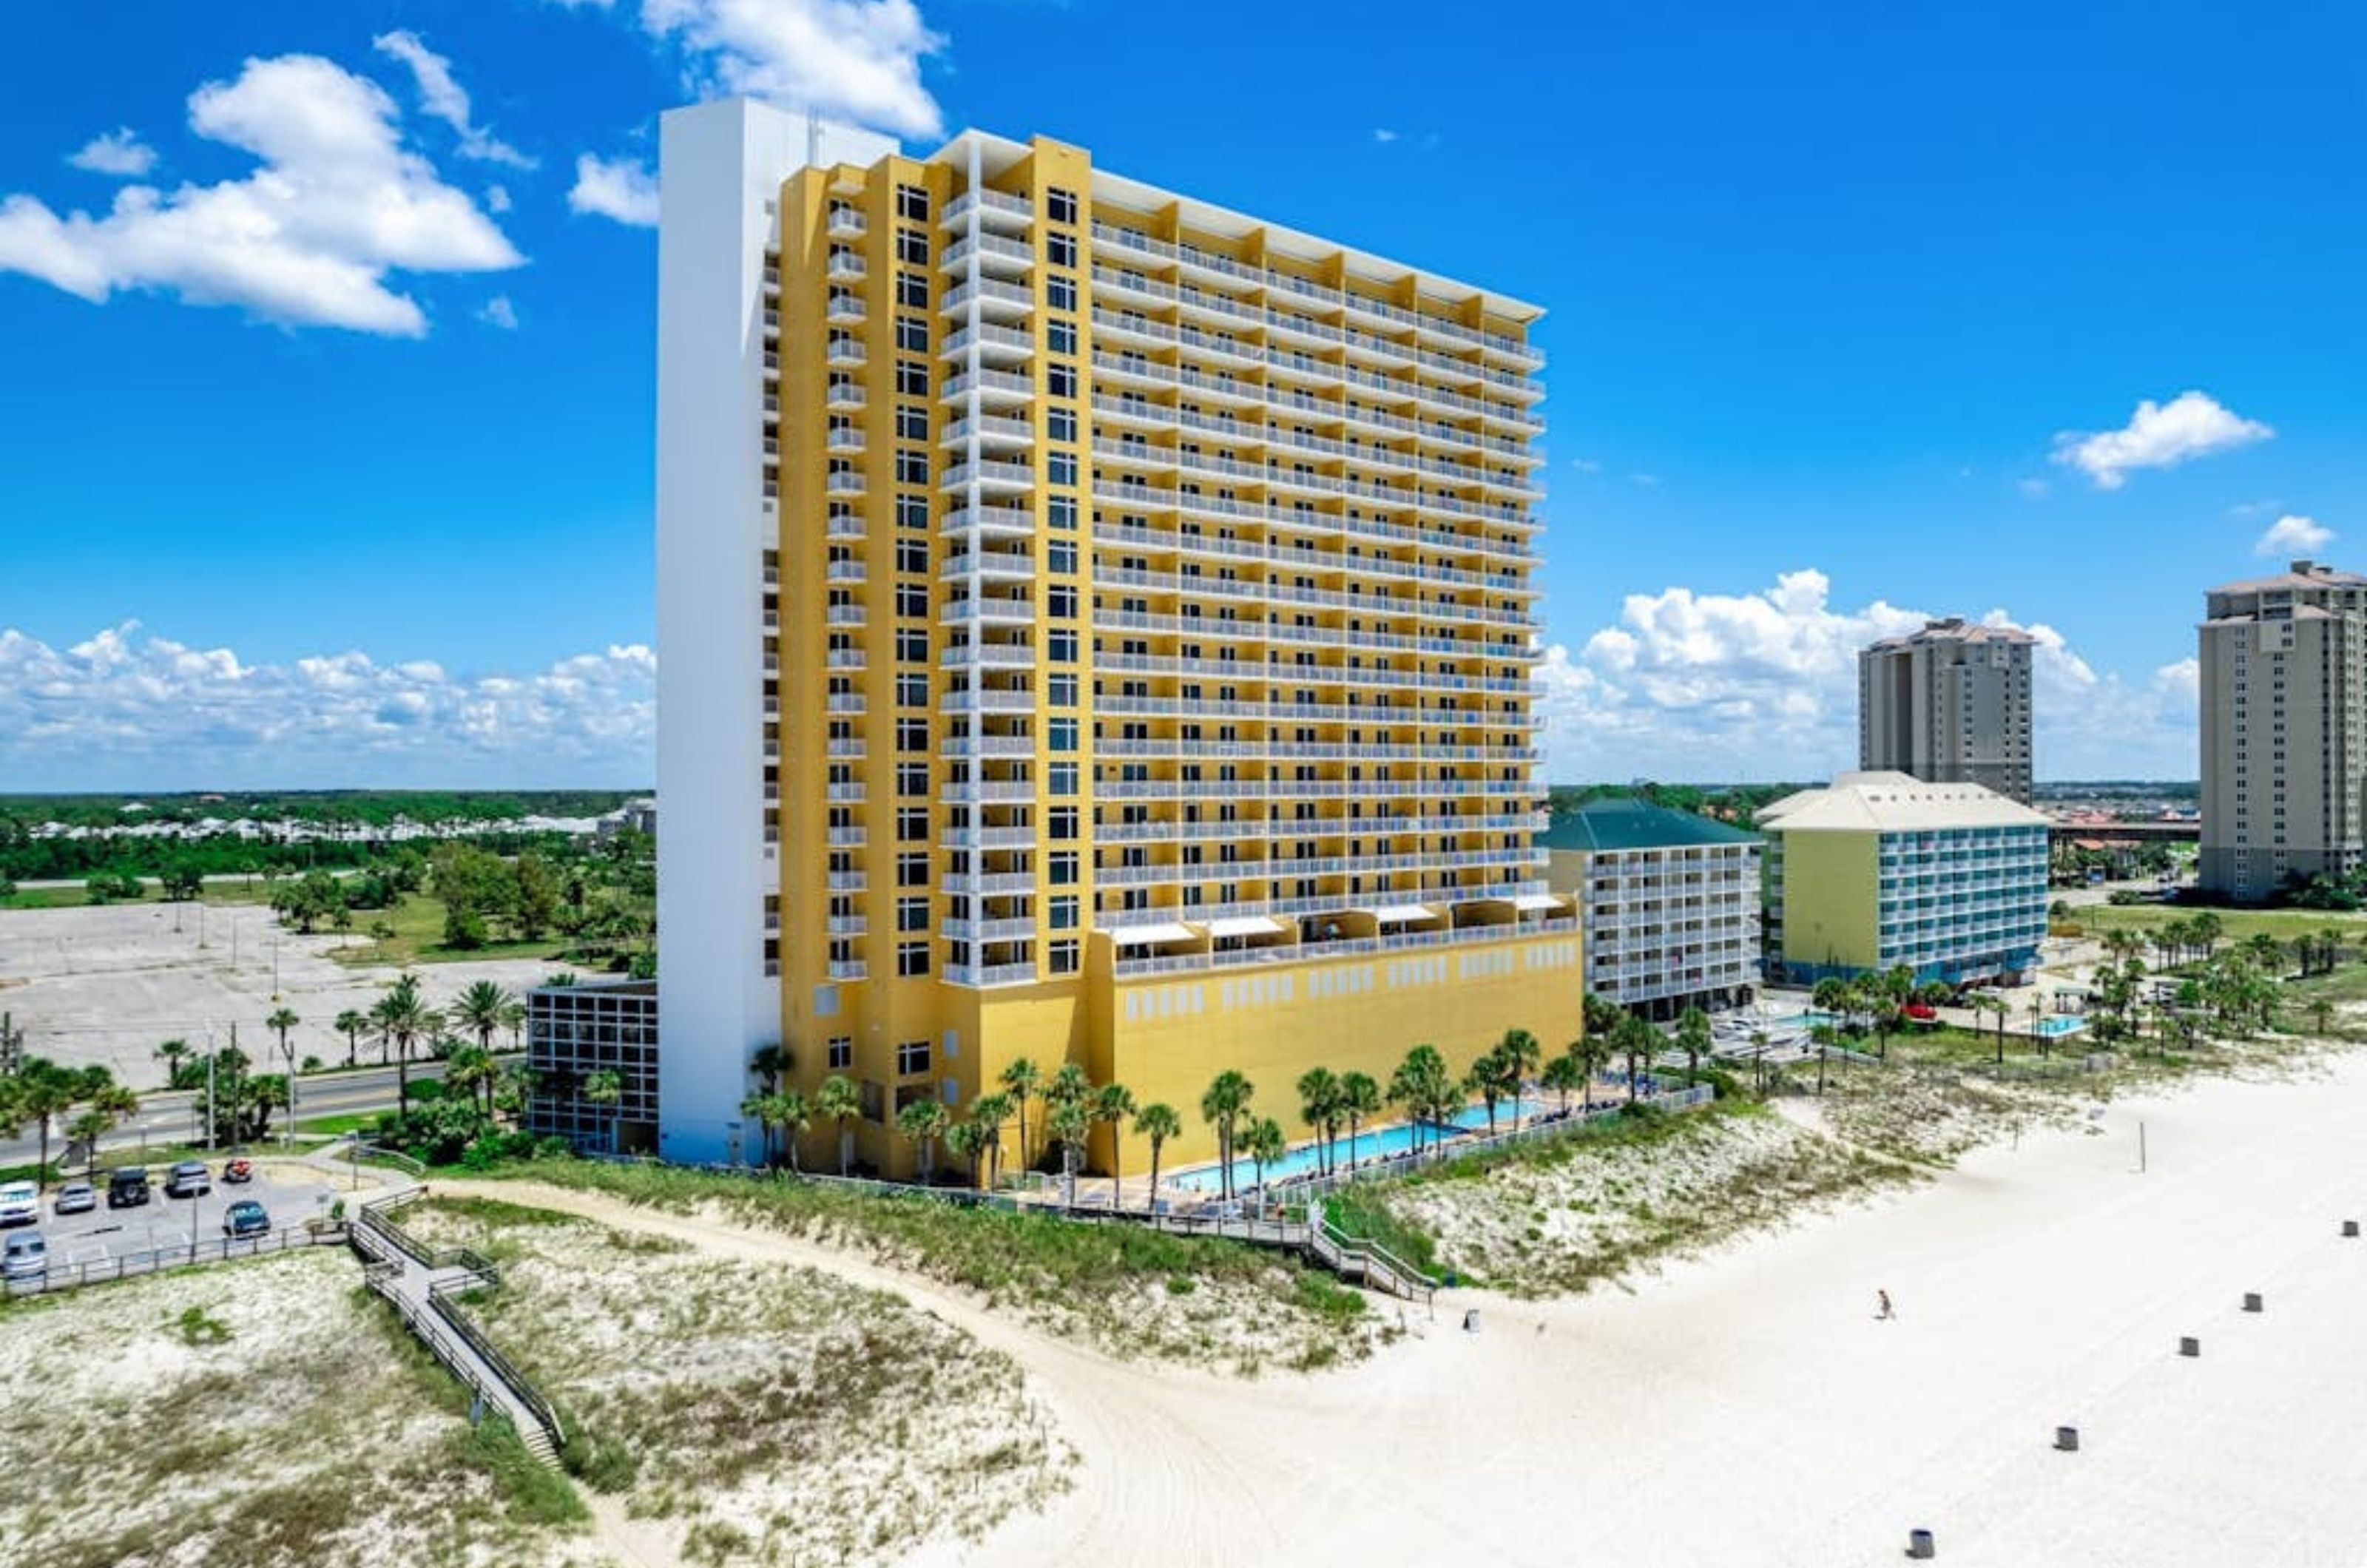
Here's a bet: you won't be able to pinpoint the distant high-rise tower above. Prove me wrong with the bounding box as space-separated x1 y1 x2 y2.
1857 618 2035 804
645 99 1576 1176
2198 558 2367 899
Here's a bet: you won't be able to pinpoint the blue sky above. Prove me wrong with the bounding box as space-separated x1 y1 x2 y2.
3 0 2361 789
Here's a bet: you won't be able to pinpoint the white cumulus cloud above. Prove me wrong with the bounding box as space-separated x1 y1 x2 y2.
478 294 519 329
1538 570 2196 783
569 152 660 226
372 30 535 169
2255 514 2333 558
0 624 654 791
67 127 158 178
2052 390 2273 490
641 0 948 138
0 53 521 335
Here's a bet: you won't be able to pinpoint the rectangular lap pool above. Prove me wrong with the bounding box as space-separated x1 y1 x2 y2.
1169 1098 1547 1194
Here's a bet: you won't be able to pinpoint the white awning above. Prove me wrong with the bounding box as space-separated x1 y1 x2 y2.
1110 922 1198 945
1363 904 1437 925
1203 916 1285 939
1513 893 1564 912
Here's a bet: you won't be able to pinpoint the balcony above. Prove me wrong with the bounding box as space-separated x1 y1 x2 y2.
940 233 1034 277
940 460 1035 495
825 252 866 280
943 188 1033 232
827 209 866 239
940 548 1036 581
825 558 867 583
942 324 1034 363
942 916 1037 944
825 384 865 410
825 473 866 496
940 278 1034 319
825 959 868 981
826 296 865 325
826 341 866 368
944 961 1038 987
825 428 865 454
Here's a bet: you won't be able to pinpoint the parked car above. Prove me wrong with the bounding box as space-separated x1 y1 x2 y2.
164 1161 212 1199
222 1158 254 1184
222 1200 269 1238
0 1181 37 1228
107 1167 152 1209
52 1180 97 1216
1 1231 45 1282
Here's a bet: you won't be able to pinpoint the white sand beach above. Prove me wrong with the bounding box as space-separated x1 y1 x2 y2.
899 1056 2367 1568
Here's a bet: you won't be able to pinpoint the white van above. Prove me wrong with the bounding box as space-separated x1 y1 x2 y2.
0 1181 38 1228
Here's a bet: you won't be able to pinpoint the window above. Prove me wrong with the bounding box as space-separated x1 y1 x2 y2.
1050 717 1078 750
897 585 928 618
897 183 929 221
1047 452 1077 486
897 494 928 530
897 718 928 753
897 271 928 308
1047 233 1076 266
821 1035 854 1071
1048 674 1078 708
1050 894 1078 930
897 228 929 264
899 851 930 888
1050 761 1078 796
1047 276 1076 311
897 451 931 486
1047 187 1077 224
1049 629 1078 662
898 808 929 842
1050 806 1078 840
1047 541 1077 575
897 360 929 396
898 940 931 978
1049 939 1080 975
897 672 928 706
897 542 928 578
1047 365 1076 399
897 763 928 797
897 1038 931 1075
1047 320 1077 355
1047 496 1077 530
898 896 930 933
1050 851 1079 885
897 405 929 441
1047 408 1076 442
1048 586 1077 618
897 316 928 351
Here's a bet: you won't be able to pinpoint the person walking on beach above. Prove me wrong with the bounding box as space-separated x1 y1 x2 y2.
1876 1288 1895 1322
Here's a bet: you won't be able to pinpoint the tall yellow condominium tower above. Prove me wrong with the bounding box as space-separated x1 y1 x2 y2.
656 101 1576 1176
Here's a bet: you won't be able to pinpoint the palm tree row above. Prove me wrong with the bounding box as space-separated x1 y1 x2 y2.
0 1059 140 1187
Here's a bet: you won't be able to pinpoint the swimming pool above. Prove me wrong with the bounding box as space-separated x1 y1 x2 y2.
1169 1098 1547 1194
2033 1016 2087 1038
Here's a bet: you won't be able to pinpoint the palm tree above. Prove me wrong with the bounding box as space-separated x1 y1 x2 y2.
771 1090 812 1172
582 1068 624 1155
1579 990 1624 1046
2308 996 2335 1038
1540 1051 1584 1115
451 981 515 1064
153 1036 194 1089
1388 1045 1451 1159
1044 1061 1093 1138
969 1092 1013 1188
999 1057 1041 1170
370 973 438 1107
499 998 527 1052
896 1098 950 1183
817 1075 862 1176
332 1010 368 1069
447 1044 498 1118
10 1061 82 1189
741 1090 775 1166
1199 1069 1255 1203
1464 1047 1516 1138
1295 1067 1341 1176
1496 1027 1542 1093
1135 1101 1182 1211
749 1041 792 1094
265 1004 300 1071
494 1065 536 1126
944 1118 987 1189
1674 1005 1713 1078
1613 1013 1659 1101
89 1081 139 1164
1243 1116 1286 1198
1337 1070 1382 1169
1048 1097 1091 1209
1093 1083 1137 1207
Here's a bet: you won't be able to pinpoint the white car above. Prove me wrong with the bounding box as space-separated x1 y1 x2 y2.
0 1181 37 1228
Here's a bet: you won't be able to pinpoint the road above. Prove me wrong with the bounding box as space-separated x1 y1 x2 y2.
0 1055 519 1167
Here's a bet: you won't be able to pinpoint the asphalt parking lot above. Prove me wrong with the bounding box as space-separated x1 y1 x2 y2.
7 1160 342 1280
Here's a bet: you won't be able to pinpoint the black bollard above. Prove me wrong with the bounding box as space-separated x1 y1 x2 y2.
2179 1336 2201 1357
2243 1292 2263 1314
2054 1425 2080 1452
2345 1220 2360 1239
1907 1527 1936 1559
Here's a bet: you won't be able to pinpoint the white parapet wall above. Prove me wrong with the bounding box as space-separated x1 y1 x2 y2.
654 100 896 1165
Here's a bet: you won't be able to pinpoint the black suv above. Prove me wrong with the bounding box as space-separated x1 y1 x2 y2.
107 1167 152 1209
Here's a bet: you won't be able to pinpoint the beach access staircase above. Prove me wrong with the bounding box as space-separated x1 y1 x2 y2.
350 1190 567 1469
1118 1202 1438 1302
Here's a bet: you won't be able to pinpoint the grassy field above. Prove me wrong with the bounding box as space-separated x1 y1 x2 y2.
1 881 279 911
324 891 573 969
2067 902 2367 943
0 1248 599 1568
407 1194 1068 1567
484 1160 1389 1374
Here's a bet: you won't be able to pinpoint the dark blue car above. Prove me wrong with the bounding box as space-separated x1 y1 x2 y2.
222 1200 269 1238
